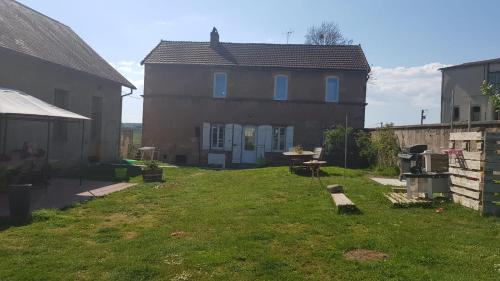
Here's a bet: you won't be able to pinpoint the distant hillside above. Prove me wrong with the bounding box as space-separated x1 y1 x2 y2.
122 123 142 145
122 123 142 130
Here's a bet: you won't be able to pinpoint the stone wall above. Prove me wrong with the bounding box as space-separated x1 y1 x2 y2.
368 121 500 153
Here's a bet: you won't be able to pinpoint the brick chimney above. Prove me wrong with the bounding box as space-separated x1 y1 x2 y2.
210 27 219 47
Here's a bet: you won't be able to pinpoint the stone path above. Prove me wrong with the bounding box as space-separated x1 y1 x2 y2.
370 177 406 187
0 179 137 216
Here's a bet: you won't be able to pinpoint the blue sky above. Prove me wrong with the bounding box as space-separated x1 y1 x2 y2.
19 0 500 127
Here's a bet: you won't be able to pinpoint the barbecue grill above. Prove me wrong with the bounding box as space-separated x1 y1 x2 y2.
398 144 427 180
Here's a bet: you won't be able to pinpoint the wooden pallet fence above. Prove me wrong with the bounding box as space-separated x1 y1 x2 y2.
448 132 500 215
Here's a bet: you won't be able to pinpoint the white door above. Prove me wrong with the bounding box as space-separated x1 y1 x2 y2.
241 125 257 163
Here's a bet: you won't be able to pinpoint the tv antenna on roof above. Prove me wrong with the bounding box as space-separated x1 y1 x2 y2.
284 29 294 44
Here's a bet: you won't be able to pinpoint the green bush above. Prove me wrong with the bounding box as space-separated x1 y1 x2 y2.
371 124 400 170
323 126 371 168
323 124 400 171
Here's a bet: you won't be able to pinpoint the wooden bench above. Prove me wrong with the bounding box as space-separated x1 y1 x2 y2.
326 184 343 194
331 193 357 213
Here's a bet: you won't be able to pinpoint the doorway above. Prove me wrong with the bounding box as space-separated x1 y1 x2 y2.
241 125 257 163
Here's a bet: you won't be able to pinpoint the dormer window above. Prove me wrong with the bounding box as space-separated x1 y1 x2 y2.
325 76 339 102
213 72 227 98
274 75 288 100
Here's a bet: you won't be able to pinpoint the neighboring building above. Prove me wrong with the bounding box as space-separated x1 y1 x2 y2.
0 0 135 167
141 28 370 166
441 58 500 123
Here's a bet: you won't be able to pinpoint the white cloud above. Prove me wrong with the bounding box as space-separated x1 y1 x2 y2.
368 62 448 109
366 62 450 126
108 60 145 123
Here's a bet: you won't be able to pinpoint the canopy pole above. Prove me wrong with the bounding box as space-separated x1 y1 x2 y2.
2 116 8 154
79 120 85 186
46 120 51 165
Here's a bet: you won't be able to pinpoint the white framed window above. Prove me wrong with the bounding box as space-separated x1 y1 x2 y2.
213 72 227 98
272 126 286 152
274 75 288 100
211 124 225 149
325 76 339 102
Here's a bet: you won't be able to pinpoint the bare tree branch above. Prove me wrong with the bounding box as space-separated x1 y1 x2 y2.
305 21 353 45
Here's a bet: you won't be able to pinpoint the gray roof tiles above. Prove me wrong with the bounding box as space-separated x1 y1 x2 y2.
0 0 135 89
142 40 370 72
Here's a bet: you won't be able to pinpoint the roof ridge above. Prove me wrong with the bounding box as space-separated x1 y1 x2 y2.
10 0 70 29
440 57 500 70
160 40 361 48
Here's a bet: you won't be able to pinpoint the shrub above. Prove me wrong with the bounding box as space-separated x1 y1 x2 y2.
323 126 371 168
371 125 400 169
144 160 160 171
323 124 400 170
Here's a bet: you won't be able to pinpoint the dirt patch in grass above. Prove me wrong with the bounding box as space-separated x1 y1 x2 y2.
170 231 188 237
123 231 138 240
344 249 389 262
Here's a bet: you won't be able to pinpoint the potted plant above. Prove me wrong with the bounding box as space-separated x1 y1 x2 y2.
142 161 163 182
294 145 304 154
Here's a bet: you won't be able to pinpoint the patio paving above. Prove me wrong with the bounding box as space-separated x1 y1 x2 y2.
370 177 406 187
0 178 136 217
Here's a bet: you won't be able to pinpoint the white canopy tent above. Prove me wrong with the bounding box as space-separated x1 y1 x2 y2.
0 88 90 185
0 88 89 120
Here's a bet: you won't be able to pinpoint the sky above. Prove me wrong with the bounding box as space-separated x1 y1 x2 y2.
18 0 500 127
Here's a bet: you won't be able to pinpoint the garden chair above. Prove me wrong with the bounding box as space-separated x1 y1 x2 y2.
312 147 324 160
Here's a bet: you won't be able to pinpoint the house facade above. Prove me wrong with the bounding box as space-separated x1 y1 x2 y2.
0 0 135 167
141 28 369 166
441 58 500 123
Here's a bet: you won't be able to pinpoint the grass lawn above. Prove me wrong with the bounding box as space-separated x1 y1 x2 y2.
0 166 499 280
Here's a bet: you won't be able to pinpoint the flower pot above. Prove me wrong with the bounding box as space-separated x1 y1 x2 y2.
142 168 163 182
7 184 32 224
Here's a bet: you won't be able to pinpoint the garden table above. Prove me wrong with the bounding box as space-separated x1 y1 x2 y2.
282 151 314 172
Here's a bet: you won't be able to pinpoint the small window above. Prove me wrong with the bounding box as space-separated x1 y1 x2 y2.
274 75 288 100
471 106 481 121
272 127 286 152
213 73 227 98
211 124 225 149
453 106 460 121
489 71 500 91
53 89 69 141
325 76 339 102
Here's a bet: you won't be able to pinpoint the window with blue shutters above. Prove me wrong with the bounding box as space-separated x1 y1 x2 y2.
213 72 227 98
325 76 339 102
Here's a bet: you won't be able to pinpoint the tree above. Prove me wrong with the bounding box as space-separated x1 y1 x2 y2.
305 21 353 45
481 80 500 112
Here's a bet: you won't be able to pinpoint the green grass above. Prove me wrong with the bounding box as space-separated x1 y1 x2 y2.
0 166 499 280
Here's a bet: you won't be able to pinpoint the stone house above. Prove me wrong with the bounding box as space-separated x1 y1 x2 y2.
141 28 369 166
0 0 135 167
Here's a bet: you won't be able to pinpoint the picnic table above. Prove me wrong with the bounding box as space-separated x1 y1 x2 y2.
282 151 314 172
